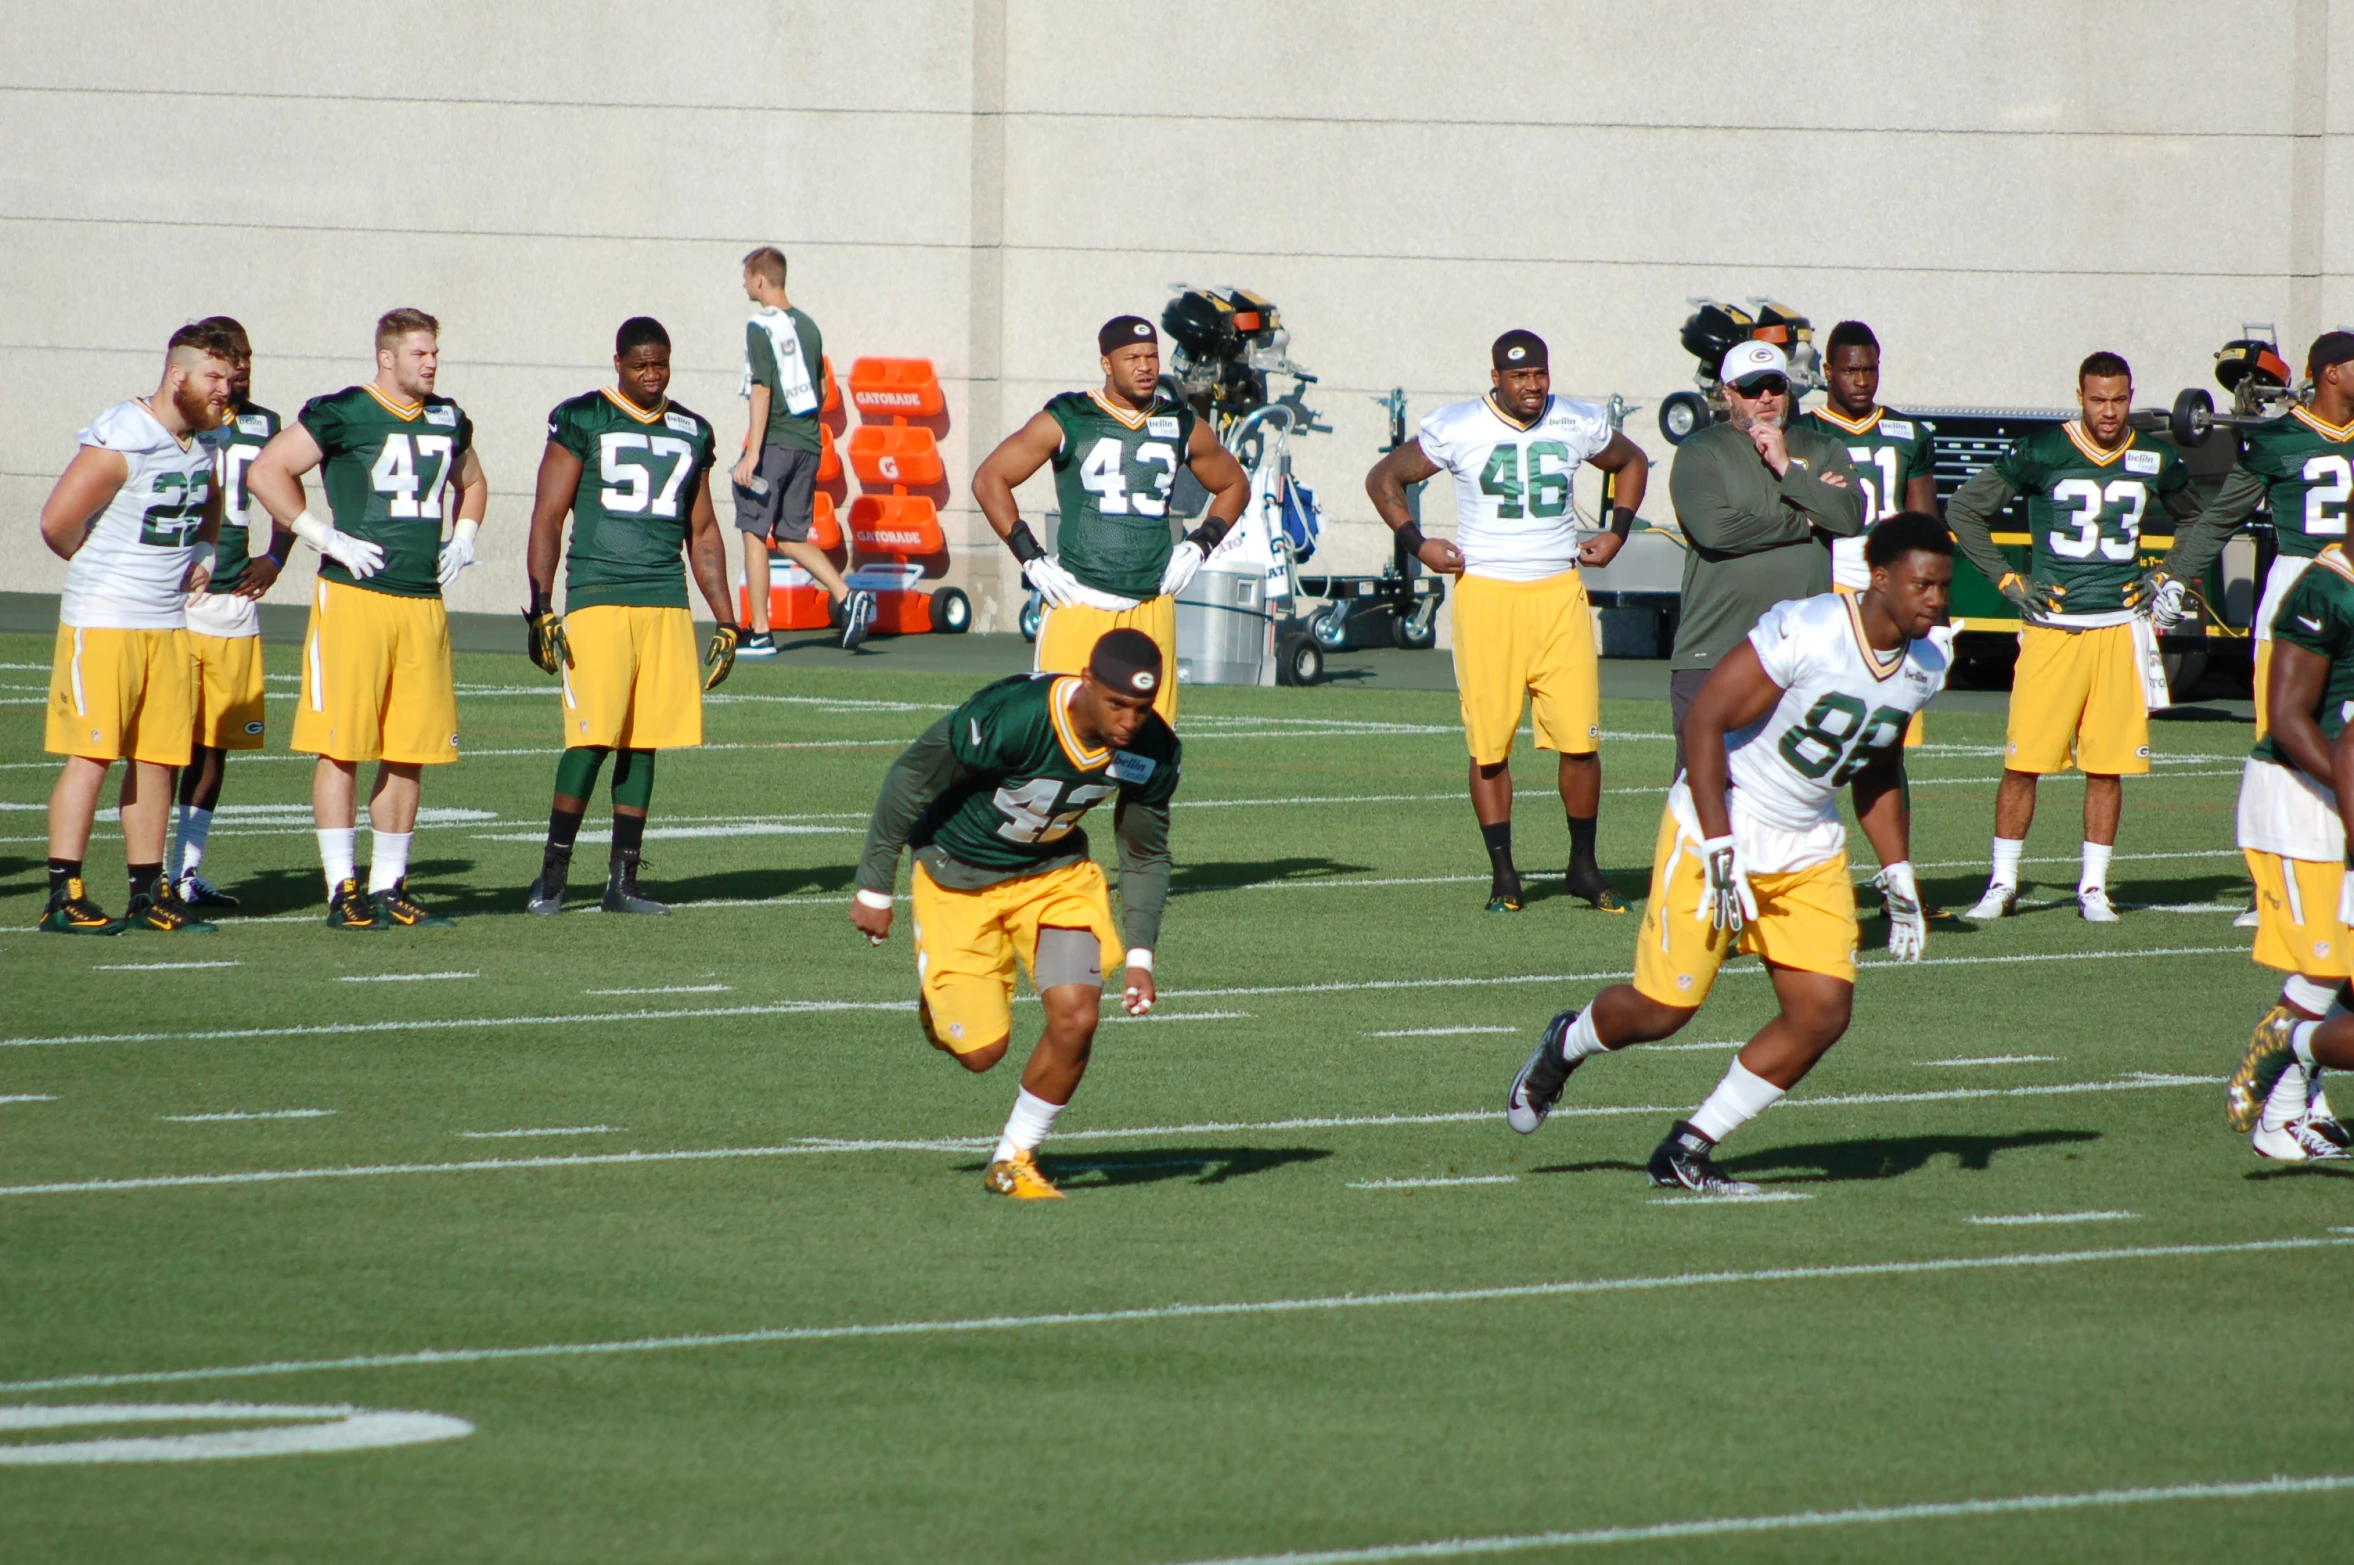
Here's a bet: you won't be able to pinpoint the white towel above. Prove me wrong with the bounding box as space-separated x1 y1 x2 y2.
2130 612 2171 712
741 307 819 416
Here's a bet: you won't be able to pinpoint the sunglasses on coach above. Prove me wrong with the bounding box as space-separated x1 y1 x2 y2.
1730 376 1789 397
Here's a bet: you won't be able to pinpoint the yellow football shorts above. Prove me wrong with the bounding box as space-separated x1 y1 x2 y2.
1630 804 1859 1008
1035 594 1178 723
1451 569 1599 765
292 578 459 765
910 858 1123 1056
44 624 194 766
1832 583 1924 745
2004 623 2149 776
189 631 266 750
559 604 702 750
2245 850 2352 979
2255 640 2274 742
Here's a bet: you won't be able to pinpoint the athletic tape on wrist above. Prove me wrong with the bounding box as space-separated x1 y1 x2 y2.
1125 947 1153 973
854 888 894 910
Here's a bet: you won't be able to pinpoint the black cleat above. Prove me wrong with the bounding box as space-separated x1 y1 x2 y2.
1486 873 1524 913
1647 1120 1760 1196
176 872 240 911
601 851 670 916
1506 1010 1586 1134
326 877 383 931
526 849 570 916
373 878 455 928
1564 862 1627 913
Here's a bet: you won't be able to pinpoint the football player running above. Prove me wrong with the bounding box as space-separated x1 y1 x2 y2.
973 316 1250 725
522 317 735 916
1506 513 1954 1195
849 630 1180 1201
247 308 490 930
38 320 237 934
2223 542 2354 1158
1365 329 1650 913
173 317 297 912
1947 352 2226 923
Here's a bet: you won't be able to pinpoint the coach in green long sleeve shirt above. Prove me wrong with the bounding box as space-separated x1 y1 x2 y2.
1665 342 1862 768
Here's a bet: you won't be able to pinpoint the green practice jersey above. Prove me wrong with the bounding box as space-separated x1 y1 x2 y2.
1948 423 2196 619
1795 405 1934 527
744 307 824 453
2231 407 2354 558
299 384 475 599
197 403 280 593
1046 389 1198 599
2253 545 2354 765
547 388 717 611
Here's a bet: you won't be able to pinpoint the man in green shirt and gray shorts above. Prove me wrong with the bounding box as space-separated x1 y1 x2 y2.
730 246 871 654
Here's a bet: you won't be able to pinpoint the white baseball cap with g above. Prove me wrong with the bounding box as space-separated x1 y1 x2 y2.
1720 339 1790 388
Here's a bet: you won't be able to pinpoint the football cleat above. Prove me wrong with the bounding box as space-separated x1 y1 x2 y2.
2228 1006 2302 1133
325 877 383 931
1563 863 1627 914
1647 1120 1761 1196
175 872 239 911
984 1151 1063 1200
2251 1117 2351 1162
37 877 125 936
600 853 670 916
840 589 877 651
525 849 570 916
372 878 454 928
2077 886 2121 923
1507 1010 1586 1134
1486 874 1524 914
1962 881 2018 921
124 878 215 934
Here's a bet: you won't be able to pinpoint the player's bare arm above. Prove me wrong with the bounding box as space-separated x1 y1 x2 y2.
731 382 770 491
684 469 734 625
526 441 581 606
1576 432 1650 568
1365 440 1464 574
971 411 1065 545
38 446 131 560
1678 641 1785 841
2265 642 2337 784
1185 418 1249 529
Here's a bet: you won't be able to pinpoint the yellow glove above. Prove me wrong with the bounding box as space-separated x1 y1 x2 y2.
703 623 740 692
523 605 572 675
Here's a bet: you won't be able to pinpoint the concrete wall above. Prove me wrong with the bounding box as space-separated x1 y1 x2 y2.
4 0 2349 629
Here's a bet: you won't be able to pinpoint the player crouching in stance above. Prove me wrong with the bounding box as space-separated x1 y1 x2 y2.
850 630 1180 1200
1506 513 1954 1193
522 316 737 915
2224 543 2354 1158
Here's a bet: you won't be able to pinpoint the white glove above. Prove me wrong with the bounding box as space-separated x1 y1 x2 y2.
1700 835 1759 934
2150 576 2191 631
1026 554 1082 609
1878 860 1927 962
182 540 216 594
291 508 384 579
436 517 480 587
1158 540 1205 598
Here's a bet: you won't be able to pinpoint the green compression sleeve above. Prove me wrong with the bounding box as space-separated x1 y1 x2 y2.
555 746 608 801
1113 796 1172 950
611 748 656 811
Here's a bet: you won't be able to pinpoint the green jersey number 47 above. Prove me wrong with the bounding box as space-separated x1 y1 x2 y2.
372 434 455 519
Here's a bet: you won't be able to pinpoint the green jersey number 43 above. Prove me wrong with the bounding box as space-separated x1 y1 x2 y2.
992 778 1114 844
1078 437 1177 517
1477 440 1574 520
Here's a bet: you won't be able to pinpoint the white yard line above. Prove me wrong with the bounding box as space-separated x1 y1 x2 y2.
0 1094 57 1105
161 1109 335 1123
582 985 731 996
1651 1192 1814 1205
0 1235 2338 1395
1923 1055 2061 1067
1100 1010 1254 1024
335 972 478 984
456 1126 616 1140
1969 1211 2139 1226
1366 1026 1520 1038
92 960 244 972
1348 1175 1518 1190
1148 1472 2354 1565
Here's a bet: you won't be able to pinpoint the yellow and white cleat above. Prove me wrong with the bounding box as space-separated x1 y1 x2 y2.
984 1151 1064 1200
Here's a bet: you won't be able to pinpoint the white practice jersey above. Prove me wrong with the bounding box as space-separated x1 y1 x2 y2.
58 399 214 631
1670 593 1949 873
2238 758 2344 863
1417 393 1613 581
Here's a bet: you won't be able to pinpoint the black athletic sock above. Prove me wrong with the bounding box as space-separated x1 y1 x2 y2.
48 858 81 901
1480 821 1515 885
128 862 162 902
1566 814 1599 871
546 804 585 851
610 812 646 869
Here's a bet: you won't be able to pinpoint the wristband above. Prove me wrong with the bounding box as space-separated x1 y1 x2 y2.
1183 517 1231 552
1609 505 1636 539
450 516 481 548
1005 520 1046 565
854 888 894 910
1395 522 1428 554
529 584 552 617
1124 947 1153 972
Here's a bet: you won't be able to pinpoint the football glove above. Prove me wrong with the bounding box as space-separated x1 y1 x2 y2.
1158 540 1205 598
1700 835 1759 935
523 604 572 675
1997 571 2066 625
1025 555 1083 609
436 518 480 586
2129 567 2192 630
1877 860 1927 962
703 622 740 691
291 508 385 579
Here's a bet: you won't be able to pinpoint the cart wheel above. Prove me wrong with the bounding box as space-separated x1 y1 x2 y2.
929 586 971 635
1276 633 1326 687
1309 605 1350 648
1396 595 1439 650
1659 392 1709 446
2162 645 2208 701
1018 593 1042 644
2170 387 2214 448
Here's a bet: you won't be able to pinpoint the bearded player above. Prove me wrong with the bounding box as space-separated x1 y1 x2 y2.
849 630 1179 1200
1365 328 1650 912
973 316 1250 724
172 316 297 910
38 321 236 934
522 316 737 916
1505 513 1953 1195
246 308 490 930
2223 542 2354 1159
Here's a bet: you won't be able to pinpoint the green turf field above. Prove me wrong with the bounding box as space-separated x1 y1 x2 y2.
0 628 2340 1563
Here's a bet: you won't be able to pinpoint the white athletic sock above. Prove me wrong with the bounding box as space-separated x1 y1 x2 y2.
368 830 413 895
2078 841 2112 894
2291 1021 2321 1069
174 805 212 880
317 827 357 896
1989 837 2024 888
991 1088 1064 1165
1688 1060 1785 1145
1558 1009 1609 1063
2283 975 2339 1016
2261 1061 2312 1132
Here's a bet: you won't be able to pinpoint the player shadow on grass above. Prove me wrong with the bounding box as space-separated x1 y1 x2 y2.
1168 858 1374 896
1922 871 2248 920
1532 1128 2099 1186
0 855 42 894
955 1146 1331 1189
